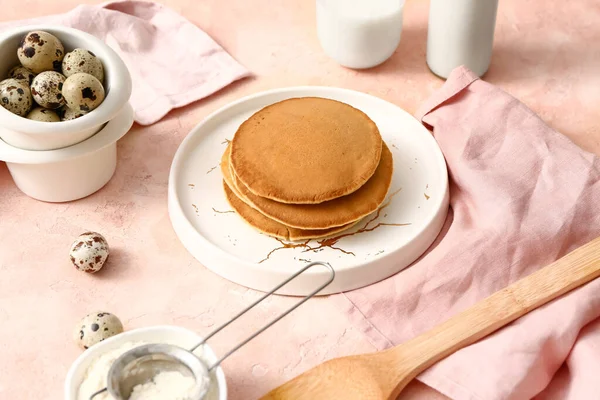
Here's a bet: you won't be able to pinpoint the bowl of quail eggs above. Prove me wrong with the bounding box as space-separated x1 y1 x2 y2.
0 25 132 151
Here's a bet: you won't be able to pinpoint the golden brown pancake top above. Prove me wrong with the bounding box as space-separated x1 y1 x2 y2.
230 97 383 204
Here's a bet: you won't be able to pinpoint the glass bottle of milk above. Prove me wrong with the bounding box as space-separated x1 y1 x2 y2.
426 0 499 78
316 0 405 69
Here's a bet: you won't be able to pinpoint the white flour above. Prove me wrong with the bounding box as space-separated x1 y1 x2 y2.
129 370 196 400
77 341 218 400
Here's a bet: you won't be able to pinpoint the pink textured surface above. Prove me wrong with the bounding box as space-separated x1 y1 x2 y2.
0 1 599 399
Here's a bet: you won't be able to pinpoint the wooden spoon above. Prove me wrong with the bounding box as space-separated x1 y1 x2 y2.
260 236 600 400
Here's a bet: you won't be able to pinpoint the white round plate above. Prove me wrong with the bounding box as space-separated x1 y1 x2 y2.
168 87 449 295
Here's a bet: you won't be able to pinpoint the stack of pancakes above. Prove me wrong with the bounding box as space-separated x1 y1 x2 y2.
221 97 393 241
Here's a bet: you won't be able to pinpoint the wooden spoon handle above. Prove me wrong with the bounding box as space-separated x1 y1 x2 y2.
398 236 600 375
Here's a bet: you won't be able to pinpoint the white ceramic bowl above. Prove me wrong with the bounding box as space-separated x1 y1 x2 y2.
65 325 227 400
0 25 132 150
0 103 134 202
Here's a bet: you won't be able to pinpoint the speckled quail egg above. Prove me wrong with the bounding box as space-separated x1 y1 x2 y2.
60 106 87 121
74 312 124 350
8 65 37 85
17 31 64 74
30 71 66 109
69 232 109 273
62 48 104 82
0 78 33 116
62 72 105 113
26 107 60 122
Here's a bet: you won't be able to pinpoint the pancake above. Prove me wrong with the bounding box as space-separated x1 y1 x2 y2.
223 181 358 241
230 97 383 204
220 151 357 240
225 142 393 229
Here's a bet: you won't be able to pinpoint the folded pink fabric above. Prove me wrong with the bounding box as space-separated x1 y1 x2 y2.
334 66 600 399
0 1 250 125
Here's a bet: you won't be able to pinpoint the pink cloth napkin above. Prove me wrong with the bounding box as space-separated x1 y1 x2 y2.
0 1 250 125
334 66 600 399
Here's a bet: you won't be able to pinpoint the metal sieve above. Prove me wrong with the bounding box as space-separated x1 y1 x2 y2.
89 261 335 399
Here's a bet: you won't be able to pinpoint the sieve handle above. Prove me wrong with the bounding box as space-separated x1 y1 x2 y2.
90 387 107 399
190 261 335 370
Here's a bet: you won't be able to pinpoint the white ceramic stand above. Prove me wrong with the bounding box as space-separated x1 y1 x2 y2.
0 103 134 202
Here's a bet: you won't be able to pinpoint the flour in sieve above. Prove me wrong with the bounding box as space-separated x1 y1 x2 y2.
129 370 196 399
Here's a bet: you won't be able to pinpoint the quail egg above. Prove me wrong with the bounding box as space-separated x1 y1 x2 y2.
62 72 105 112
69 231 109 273
31 71 66 109
74 312 124 350
17 30 64 74
0 78 33 116
62 48 104 82
60 106 87 121
8 65 37 85
26 107 60 122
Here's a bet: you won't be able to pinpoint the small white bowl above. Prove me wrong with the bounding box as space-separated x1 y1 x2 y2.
0 25 132 150
65 325 227 400
0 103 134 202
